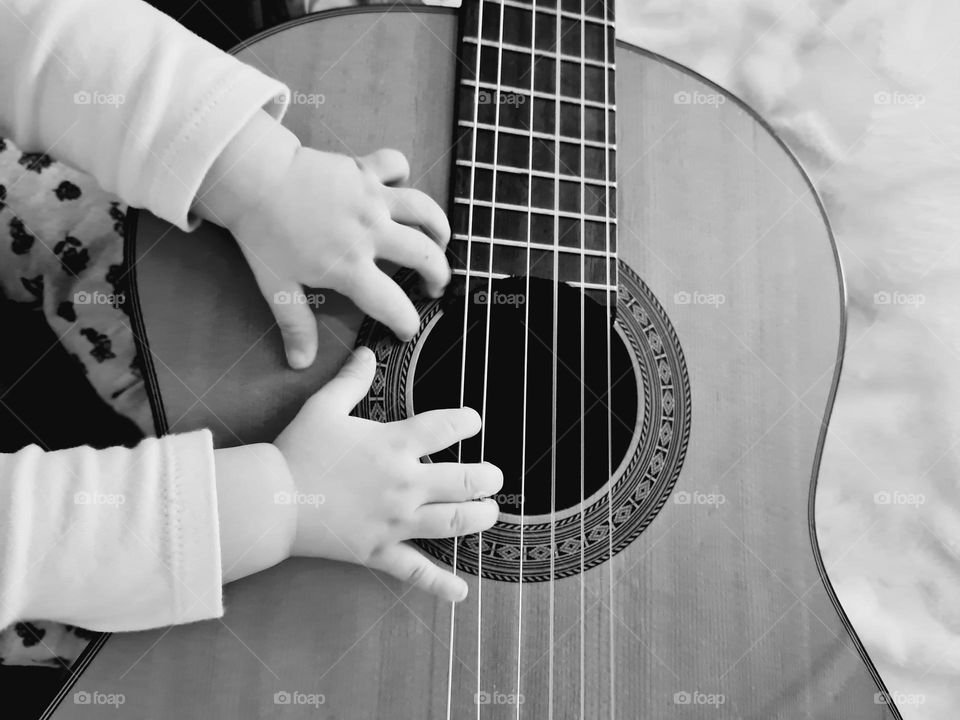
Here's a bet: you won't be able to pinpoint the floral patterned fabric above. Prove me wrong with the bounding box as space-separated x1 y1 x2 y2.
0 136 152 667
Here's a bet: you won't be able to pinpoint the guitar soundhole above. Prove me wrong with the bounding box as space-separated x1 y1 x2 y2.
411 276 637 517
356 263 691 582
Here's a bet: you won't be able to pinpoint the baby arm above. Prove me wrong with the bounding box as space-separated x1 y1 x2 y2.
0 0 497 630
0 350 499 632
1 0 451 368
0 432 229 631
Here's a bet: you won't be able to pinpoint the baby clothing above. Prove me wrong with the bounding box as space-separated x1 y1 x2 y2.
0 0 292 664
0 138 150 435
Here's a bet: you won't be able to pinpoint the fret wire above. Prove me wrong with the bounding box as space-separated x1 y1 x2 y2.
452 267 617 291
452 233 617 257
458 120 616 150
455 160 617 188
461 78 614 111
462 37 612 69
473 0 616 28
454 0 620 283
454 197 615 224
605 43 619 286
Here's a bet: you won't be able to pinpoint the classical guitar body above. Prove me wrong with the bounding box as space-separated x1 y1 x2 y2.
50 5 899 720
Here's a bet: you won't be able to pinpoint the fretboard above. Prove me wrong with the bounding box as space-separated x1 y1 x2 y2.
449 0 618 304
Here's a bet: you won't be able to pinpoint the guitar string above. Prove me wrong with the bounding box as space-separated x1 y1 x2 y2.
449 1 489 717
452 5 615 717
464 37 609 70
459 77 610 111
477 1 509 716
453 159 616 188
578 3 587 719
603 1 617 716
548 2 562 716
457 117 614 149
452 119 607 145
516 0 539 717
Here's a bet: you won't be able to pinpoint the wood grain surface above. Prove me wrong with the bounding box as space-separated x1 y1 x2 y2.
50 7 897 720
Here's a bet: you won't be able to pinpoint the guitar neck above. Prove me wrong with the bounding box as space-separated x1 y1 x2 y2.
449 0 619 306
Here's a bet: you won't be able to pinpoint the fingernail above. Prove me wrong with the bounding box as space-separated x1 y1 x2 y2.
288 349 311 370
453 582 468 602
354 346 374 362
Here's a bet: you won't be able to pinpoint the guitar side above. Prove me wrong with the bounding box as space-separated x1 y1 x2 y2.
47 7 899 720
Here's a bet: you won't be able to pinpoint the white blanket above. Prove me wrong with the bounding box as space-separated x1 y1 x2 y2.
618 1 960 717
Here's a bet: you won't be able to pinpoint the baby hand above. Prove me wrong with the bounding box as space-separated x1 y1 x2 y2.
194 112 450 369
273 347 501 601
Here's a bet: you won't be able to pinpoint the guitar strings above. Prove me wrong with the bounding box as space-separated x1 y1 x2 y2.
578 3 587 719
603 1 617 715
450 4 615 717
449 0 489 717
476 1 509 717
548 2 562 716
516 0 539 717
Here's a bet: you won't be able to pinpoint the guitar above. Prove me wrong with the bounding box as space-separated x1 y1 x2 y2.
47 3 901 719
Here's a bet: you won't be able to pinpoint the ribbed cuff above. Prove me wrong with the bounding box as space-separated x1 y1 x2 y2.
163 429 224 624
147 64 290 232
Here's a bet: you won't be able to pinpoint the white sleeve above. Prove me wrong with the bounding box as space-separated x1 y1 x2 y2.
0 0 290 231
0 431 223 632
